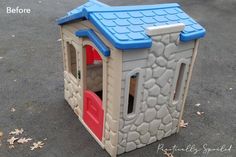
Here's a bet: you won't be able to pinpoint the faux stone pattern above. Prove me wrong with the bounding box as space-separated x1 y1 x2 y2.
64 71 82 116
118 32 194 154
104 111 119 155
63 38 118 156
64 45 103 117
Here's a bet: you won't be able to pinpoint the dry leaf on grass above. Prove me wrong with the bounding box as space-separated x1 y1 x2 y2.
179 120 188 128
7 136 19 145
162 150 174 157
9 128 24 135
30 141 44 150
17 138 32 144
11 108 16 112
196 111 204 116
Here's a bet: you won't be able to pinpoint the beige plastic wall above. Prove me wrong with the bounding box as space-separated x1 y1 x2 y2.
60 21 200 157
60 21 122 157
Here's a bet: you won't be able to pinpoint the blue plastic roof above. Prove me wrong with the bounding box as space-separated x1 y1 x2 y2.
57 0 206 50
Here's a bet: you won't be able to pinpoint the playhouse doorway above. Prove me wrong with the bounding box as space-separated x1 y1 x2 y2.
83 44 104 141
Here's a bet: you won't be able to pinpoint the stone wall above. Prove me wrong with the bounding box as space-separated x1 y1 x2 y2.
117 29 195 154
64 71 82 116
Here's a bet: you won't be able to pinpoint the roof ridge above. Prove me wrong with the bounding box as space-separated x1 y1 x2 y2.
85 3 180 13
57 1 206 50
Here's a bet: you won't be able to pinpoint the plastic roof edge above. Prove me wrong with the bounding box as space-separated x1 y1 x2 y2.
57 0 206 50
180 28 206 42
57 0 110 25
75 29 110 56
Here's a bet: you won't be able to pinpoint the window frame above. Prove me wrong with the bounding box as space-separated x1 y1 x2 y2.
171 59 190 105
65 40 79 83
123 68 144 120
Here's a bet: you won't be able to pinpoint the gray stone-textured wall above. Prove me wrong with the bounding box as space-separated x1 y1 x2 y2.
117 33 195 154
64 71 82 115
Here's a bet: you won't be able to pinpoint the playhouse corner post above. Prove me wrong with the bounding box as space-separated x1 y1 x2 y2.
177 39 200 132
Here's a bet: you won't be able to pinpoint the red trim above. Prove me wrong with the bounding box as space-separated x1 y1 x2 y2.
85 45 94 64
85 45 102 65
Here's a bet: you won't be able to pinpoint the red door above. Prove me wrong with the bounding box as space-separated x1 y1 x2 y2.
83 90 104 141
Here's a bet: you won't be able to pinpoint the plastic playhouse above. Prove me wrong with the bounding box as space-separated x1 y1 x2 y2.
57 0 206 156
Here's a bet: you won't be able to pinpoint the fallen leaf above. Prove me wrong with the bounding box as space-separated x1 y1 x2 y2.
30 141 44 150
196 111 204 116
11 108 16 112
179 120 188 128
9 145 15 149
162 149 174 157
9 128 24 135
17 138 32 144
195 103 201 107
0 131 3 147
7 136 18 145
